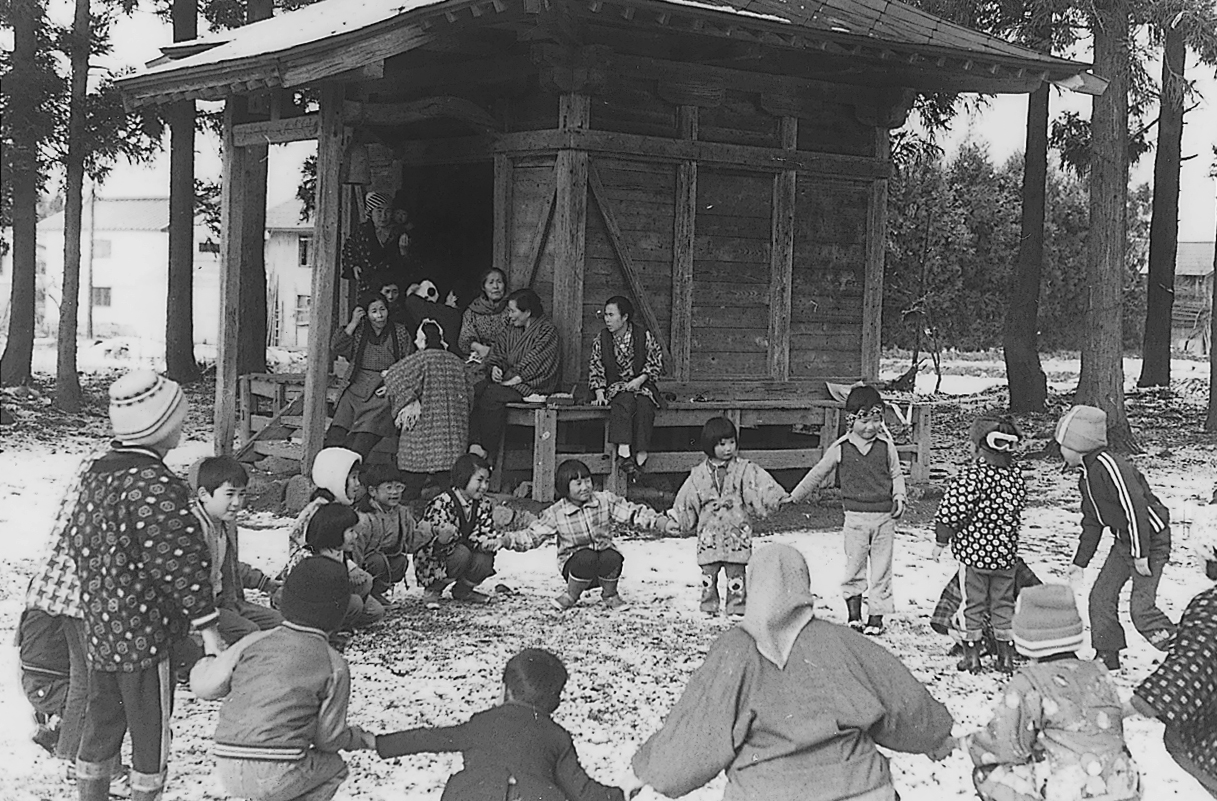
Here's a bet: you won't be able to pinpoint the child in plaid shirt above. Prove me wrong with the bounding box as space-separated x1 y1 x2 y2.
502 459 679 610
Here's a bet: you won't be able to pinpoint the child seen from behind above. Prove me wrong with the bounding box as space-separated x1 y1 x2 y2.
671 417 789 617
788 385 906 633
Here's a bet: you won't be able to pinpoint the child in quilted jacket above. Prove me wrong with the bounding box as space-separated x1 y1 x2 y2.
964 584 1141 801
351 464 430 605
413 453 500 606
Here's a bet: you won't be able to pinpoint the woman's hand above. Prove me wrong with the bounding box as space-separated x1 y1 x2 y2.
501 375 522 387
395 400 421 431
626 375 647 392
592 390 608 406
345 306 365 334
433 524 459 545
374 386 387 398
445 291 459 308
471 342 491 359
491 365 504 383
662 517 682 536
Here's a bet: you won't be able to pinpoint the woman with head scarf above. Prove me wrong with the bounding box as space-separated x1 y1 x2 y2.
459 268 511 370
341 191 405 294
628 544 955 801
384 319 475 501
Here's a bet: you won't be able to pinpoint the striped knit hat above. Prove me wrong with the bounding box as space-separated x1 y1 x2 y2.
108 370 187 447
1012 584 1085 659
365 191 391 213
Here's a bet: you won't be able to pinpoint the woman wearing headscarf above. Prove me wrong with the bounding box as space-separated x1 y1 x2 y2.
384 319 475 501
629 544 955 801
341 191 404 295
459 267 511 373
326 290 414 458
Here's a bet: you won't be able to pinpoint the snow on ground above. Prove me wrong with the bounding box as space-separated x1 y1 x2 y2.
1 356 1216 800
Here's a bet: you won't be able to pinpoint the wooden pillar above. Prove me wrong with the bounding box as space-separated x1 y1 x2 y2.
214 99 246 455
768 116 796 380
861 128 890 381
302 85 347 470
671 105 698 383
493 153 513 279
551 93 589 389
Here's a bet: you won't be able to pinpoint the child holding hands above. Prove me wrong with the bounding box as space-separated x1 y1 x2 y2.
352 464 429 605
501 459 679 609
788 385 906 633
413 453 501 606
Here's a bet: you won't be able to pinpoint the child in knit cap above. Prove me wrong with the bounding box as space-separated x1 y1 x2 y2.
191 556 374 801
1055 404 1175 670
932 414 1026 673
964 583 1141 801
1127 531 1217 797
64 370 223 801
372 648 626 801
788 385 906 633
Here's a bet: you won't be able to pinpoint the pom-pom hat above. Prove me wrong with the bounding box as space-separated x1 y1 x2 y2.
1012 584 1085 659
108 370 187 447
280 556 349 633
1055 405 1107 453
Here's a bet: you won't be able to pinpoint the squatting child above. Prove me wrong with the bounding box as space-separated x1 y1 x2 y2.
671 417 788 617
191 456 283 645
413 453 501 606
191 556 374 801
303 504 385 639
932 414 1026 673
501 459 679 610
788 385 906 633
372 648 626 801
1055 405 1175 670
963 583 1141 801
351 464 429 606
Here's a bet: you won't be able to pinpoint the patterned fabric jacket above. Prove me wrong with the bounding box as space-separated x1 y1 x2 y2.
934 460 1027 571
1135 585 1217 783
506 491 664 573
671 457 786 565
25 450 104 619
65 446 218 672
1074 448 1170 567
459 298 509 354
413 490 498 589
384 347 474 473
588 323 664 406
485 317 560 396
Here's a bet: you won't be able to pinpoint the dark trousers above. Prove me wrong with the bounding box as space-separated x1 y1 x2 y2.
445 543 495 586
401 470 445 502
607 392 656 453
56 616 89 762
562 548 624 583
469 384 523 457
79 659 172 782
322 425 382 460
216 601 284 646
1089 533 1175 652
361 551 409 596
955 564 1017 641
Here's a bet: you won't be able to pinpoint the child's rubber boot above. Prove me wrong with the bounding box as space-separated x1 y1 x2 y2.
725 573 746 617
1095 649 1121 671
699 572 721 614
863 615 884 636
600 578 627 609
995 640 1016 674
553 576 593 610
845 595 864 631
957 640 982 673
75 760 110 801
129 769 165 801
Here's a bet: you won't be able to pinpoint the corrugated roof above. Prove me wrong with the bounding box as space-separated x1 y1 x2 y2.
1177 241 1215 277
39 198 170 232
119 0 1097 107
266 198 312 230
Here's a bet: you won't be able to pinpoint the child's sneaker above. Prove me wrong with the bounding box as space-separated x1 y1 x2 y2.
552 591 577 610
863 615 884 636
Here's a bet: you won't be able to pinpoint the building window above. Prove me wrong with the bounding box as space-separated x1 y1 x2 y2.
198 239 220 254
93 239 112 258
298 235 313 267
92 287 112 307
295 294 311 324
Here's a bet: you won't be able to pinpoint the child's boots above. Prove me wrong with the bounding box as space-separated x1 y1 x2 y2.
957 640 982 673
700 569 721 614
995 640 1016 674
600 577 627 609
845 595 864 631
863 615 884 636
553 576 593 610
725 566 746 617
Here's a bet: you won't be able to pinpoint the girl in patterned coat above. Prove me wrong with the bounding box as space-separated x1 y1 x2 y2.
932 414 1026 673
413 454 501 607
671 417 788 617
964 583 1141 801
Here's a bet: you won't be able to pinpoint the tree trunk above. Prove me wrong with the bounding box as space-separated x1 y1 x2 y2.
235 0 272 376
165 0 201 383
54 0 89 412
1078 0 1136 451
0 0 42 386
1138 26 1186 388
1003 81 1049 412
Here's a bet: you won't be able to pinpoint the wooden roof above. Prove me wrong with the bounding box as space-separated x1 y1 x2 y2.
119 0 1101 108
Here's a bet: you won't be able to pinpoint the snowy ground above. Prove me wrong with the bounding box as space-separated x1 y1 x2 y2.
1 355 1215 800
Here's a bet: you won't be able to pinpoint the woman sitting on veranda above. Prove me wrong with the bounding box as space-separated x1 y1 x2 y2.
468 288 559 461
325 290 414 458
589 295 664 478
459 267 511 377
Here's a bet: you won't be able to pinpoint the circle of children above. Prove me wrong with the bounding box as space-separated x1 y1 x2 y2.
16 373 1217 801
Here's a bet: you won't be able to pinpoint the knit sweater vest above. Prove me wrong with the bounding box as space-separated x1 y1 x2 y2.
839 440 893 512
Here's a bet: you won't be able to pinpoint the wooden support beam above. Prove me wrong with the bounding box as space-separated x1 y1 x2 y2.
671 105 697 383
493 153 513 279
768 116 796 380
302 85 347 470
523 183 556 289
586 159 674 367
280 27 434 87
861 128 889 381
344 96 499 131
551 93 589 389
214 99 246 456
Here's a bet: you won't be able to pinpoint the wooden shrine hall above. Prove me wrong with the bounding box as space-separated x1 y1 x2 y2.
119 0 1102 497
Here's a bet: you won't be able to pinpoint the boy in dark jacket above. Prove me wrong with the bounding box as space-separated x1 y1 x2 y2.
374 648 626 801
1055 404 1175 670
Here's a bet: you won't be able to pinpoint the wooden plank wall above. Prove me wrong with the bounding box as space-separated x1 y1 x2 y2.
508 155 558 306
